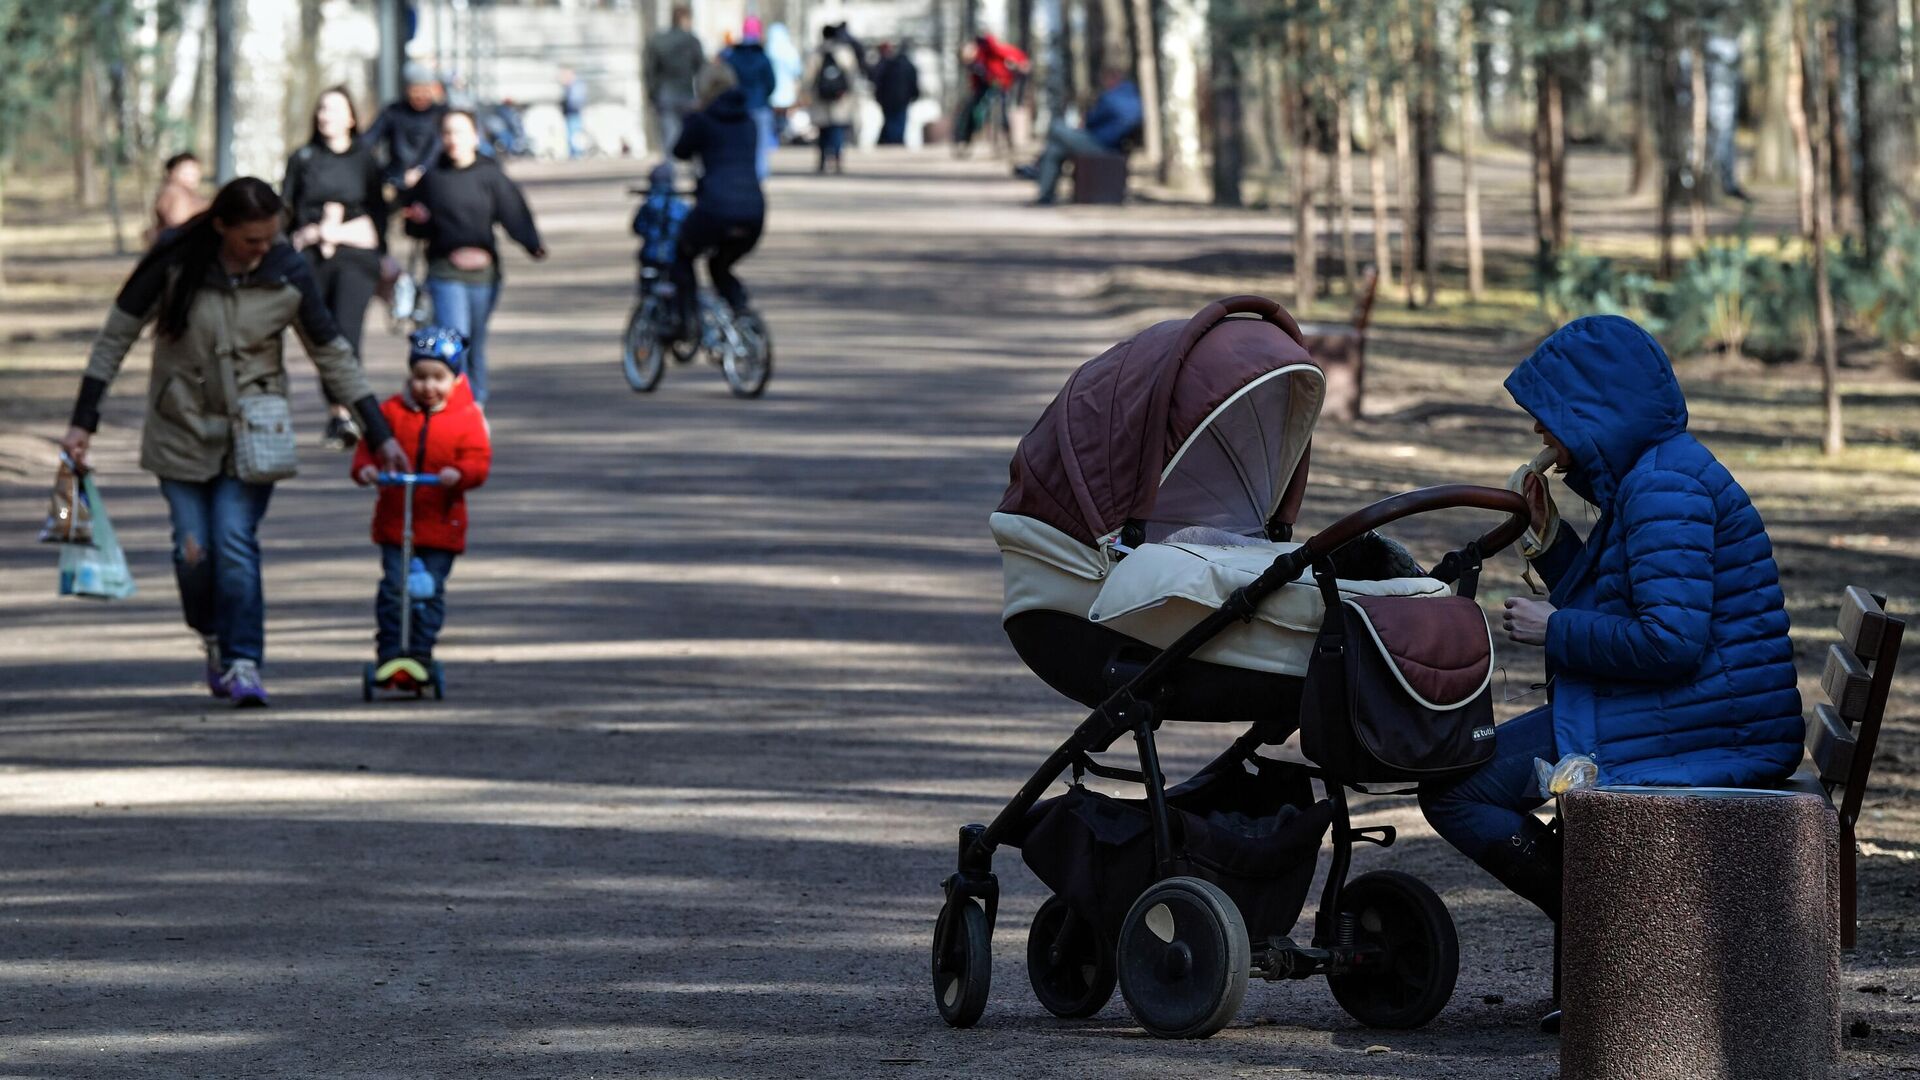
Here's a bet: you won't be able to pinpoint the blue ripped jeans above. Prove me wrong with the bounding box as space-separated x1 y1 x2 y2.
158 475 275 664
427 277 501 404
1418 704 1556 864
375 544 456 661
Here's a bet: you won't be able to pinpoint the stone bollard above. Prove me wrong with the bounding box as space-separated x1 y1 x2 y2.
1560 786 1840 1080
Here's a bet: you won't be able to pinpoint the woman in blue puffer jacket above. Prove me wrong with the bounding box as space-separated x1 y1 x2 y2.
1420 315 1803 1019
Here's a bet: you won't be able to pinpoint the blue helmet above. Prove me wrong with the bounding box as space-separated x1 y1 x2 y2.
408 326 468 377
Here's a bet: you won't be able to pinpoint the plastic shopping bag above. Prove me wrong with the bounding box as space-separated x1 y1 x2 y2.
1533 753 1599 800
39 453 92 544
57 474 136 600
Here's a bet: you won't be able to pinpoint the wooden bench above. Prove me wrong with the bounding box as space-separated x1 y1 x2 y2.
1790 585 1907 947
1297 266 1380 423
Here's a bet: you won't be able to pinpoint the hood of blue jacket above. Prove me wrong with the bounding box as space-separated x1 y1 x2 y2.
1504 315 1688 508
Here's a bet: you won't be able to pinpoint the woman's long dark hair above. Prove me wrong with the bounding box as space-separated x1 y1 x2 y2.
310 84 361 143
134 177 283 340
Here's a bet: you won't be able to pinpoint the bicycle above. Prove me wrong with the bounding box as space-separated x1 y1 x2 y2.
621 188 774 399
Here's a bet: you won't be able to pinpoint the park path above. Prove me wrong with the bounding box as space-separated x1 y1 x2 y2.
0 150 1725 1079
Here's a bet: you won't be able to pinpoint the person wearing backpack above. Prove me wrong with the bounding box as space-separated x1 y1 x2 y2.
802 24 862 174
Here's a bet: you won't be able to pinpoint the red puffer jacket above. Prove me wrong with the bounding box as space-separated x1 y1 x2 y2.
350 378 491 553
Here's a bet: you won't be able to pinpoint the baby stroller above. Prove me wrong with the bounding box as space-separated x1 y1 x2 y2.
932 296 1529 1039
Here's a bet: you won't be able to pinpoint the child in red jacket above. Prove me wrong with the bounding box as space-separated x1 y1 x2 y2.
352 328 492 663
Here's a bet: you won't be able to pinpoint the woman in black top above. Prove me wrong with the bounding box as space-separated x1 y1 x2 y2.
399 109 546 406
671 62 766 336
282 86 387 449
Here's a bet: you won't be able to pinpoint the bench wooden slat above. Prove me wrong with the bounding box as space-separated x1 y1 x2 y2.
1821 643 1873 724
1808 702 1856 786
1838 586 1889 659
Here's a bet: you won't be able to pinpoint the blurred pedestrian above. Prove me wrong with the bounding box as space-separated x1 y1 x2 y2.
872 41 921 146
646 5 706 159
560 67 589 159
365 63 449 190
283 85 388 450
766 22 804 128
671 62 765 333
60 177 407 707
955 33 1028 156
803 24 862 174
147 152 209 245
399 110 547 406
725 17 778 180
1016 67 1141 204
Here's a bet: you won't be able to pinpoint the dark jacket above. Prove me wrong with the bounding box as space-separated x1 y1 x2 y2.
672 90 765 223
401 157 544 267
645 26 705 103
1510 315 1803 787
1085 81 1144 151
282 139 388 248
873 54 921 112
363 101 447 185
727 44 777 111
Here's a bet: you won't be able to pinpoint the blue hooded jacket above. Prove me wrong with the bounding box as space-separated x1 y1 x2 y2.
1506 316 1803 786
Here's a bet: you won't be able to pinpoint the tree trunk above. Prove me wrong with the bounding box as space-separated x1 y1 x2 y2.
1159 0 1206 190
1332 39 1356 290
1393 23 1416 308
1209 2 1244 206
1534 59 1558 266
1365 58 1394 289
1459 0 1484 301
1291 41 1318 310
1793 5 1844 454
1415 0 1438 306
1256 40 1285 172
0 166 10 298
1854 0 1909 260
1656 13 1682 278
1822 22 1854 234
1689 36 1710 247
1755 0 1798 183
1127 0 1166 179
75 40 104 207
1629 36 1658 194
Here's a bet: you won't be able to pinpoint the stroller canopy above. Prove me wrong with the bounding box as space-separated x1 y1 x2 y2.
998 296 1325 546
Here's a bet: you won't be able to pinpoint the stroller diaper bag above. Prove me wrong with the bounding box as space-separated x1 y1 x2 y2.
1300 564 1497 783
1017 758 1333 944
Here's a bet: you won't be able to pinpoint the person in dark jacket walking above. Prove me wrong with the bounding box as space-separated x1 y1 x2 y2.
399 110 547 406
725 18 778 180
670 63 765 335
284 86 388 451
646 5 706 159
1419 315 1803 1026
364 63 447 190
872 41 920 146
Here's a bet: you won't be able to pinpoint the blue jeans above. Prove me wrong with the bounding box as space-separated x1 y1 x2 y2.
158 475 274 664
1418 704 1556 864
749 107 775 180
376 544 456 660
565 113 584 159
818 124 848 169
426 277 500 404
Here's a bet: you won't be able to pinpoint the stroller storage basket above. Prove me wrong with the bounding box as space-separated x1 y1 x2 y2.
1017 757 1333 944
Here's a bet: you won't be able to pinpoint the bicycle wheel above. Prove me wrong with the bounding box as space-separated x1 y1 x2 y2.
722 311 773 399
622 302 666 392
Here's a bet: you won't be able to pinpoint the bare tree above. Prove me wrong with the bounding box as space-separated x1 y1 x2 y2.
1127 0 1166 178
1458 0 1484 300
1790 1 1844 454
1364 34 1394 291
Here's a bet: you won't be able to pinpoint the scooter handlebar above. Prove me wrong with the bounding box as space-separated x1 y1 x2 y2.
375 472 442 486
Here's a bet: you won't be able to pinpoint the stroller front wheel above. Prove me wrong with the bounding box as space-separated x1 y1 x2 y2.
1026 894 1116 1019
931 897 992 1028
1116 876 1249 1039
1325 870 1460 1029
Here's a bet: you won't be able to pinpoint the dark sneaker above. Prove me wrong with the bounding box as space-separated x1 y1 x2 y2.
1013 163 1038 180
321 414 361 452
203 634 229 699
220 660 269 708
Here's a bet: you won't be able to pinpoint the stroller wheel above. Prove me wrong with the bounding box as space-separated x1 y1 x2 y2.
931 897 992 1028
1326 870 1460 1029
1027 895 1115 1019
1116 877 1249 1039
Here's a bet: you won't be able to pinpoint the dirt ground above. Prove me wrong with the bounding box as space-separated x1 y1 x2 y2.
1 149 1916 1079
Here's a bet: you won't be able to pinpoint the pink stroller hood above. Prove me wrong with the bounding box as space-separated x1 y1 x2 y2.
998 296 1325 546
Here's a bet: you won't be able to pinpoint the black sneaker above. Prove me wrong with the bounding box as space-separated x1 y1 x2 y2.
322 414 361 452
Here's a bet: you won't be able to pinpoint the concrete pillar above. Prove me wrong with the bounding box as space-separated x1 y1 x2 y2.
1561 787 1841 1080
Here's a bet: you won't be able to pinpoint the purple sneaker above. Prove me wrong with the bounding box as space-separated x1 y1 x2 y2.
220 660 269 708
204 635 229 699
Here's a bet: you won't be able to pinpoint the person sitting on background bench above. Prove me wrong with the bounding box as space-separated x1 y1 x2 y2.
1418 315 1804 1031
1015 68 1141 205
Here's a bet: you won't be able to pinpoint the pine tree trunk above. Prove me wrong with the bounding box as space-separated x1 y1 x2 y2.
1291 39 1318 310
1127 0 1166 178
1332 40 1356 291
1415 0 1438 306
1854 0 1909 261
1629 38 1657 195
1755 0 1798 183
1159 0 1207 191
0 166 10 298
1209 2 1245 206
1392 23 1416 308
1795 7 1844 453
1365 59 1394 289
1459 0 1484 301
1823 24 1854 234
1534 59 1556 267
1656 13 1682 278
1689 37 1710 246
75 40 103 208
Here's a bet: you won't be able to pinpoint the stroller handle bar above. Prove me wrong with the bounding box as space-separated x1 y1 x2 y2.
1302 484 1531 561
375 472 443 486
